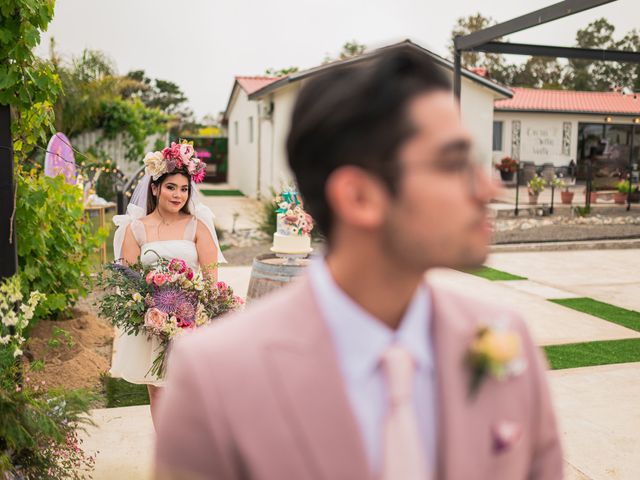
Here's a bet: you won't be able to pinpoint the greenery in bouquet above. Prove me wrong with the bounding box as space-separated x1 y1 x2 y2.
97 253 244 377
0 277 95 479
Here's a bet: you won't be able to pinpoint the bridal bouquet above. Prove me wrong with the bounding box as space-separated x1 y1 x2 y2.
97 253 244 377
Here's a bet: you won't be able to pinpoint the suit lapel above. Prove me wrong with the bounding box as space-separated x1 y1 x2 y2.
264 276 371 480
429 283 480 480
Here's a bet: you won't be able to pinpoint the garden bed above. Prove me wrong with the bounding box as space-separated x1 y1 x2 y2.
23 296 114 403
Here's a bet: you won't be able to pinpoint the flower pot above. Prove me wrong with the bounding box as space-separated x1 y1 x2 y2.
614 192 627 204
499 170 514 182
560 191 574 204
528 193 539 205
589 192 598 204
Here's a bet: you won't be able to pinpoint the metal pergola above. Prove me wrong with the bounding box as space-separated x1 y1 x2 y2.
453 0 640 212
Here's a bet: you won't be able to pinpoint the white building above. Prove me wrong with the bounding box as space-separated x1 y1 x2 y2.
225 39 512 199
493 88 640 183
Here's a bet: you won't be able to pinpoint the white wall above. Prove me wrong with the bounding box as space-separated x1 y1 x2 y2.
492 111 638 167
264 83 300 198
227 87 259 197
227 71 504 200
459 78 499 173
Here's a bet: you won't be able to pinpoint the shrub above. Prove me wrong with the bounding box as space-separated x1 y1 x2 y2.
15 169 108 321
527 175 547 195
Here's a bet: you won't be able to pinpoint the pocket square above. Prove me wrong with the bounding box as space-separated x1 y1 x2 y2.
492 420 522 453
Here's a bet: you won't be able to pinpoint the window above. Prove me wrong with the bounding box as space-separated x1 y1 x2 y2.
492 121 503 151
234 121 239 145
249 116 254 143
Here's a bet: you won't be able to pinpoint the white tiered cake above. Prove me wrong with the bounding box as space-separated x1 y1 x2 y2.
270 190 314 255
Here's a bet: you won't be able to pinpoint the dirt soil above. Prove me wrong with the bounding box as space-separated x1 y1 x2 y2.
24 295 114 396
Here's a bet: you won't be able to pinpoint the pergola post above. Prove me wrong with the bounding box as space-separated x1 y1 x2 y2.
0 104 17 280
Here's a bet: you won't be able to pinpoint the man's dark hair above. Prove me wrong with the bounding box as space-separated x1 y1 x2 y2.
286 46 451 239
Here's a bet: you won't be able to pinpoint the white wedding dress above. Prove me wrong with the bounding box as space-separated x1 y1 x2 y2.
109 203 225 386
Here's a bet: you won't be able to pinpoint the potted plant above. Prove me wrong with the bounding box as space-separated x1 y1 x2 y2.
615 179 631 204
527 175 546 205
494 156 519 182
554 178 574 204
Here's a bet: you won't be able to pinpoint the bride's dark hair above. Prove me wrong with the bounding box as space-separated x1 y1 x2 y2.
146 167 192 215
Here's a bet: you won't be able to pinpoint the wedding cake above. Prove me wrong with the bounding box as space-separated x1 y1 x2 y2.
271 189 314 255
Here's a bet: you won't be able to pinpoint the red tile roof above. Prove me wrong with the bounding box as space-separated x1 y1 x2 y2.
236 76 282 95
495 87 640 115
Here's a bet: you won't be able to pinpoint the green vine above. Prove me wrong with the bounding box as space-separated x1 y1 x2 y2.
0 0 61 158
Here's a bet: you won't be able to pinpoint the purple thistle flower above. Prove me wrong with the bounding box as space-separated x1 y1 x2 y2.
153 287 197 323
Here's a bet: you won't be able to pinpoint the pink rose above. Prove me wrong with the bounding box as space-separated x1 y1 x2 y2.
154 274 169 286
186 268 194 280
179 143 195 163
169 258 187 274
144 307 168 331
145 271 155 285
215 281 228 292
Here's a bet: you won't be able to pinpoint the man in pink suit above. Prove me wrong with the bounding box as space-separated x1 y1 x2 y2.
155 46 563 480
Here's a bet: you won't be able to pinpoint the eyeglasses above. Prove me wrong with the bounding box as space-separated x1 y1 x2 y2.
399 157 485 196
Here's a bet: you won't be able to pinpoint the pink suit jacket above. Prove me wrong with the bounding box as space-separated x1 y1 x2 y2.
155 275 563 480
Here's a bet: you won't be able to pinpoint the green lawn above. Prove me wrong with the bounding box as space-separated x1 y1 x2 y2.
467 266 526 281
199 189 244 197
550 298 640 332
544 338 640 370
103 376 149 407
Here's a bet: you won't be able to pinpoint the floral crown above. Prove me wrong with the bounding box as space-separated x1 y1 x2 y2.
143 140 206 183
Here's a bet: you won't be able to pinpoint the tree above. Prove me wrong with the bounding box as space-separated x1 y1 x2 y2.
264 66 299 76
339 40 366 59
323 40 367 64
449 13 515 84
511 57 565 89
566 18 640 91
124 70 189 116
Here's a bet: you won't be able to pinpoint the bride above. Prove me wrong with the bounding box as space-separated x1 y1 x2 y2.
110 142 225 427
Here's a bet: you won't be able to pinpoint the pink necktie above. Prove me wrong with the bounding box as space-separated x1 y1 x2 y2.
381 345 429 480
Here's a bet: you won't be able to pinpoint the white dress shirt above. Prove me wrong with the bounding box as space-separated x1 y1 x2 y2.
308 258 437 475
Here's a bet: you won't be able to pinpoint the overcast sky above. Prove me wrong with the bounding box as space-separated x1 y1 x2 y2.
35 0 640 119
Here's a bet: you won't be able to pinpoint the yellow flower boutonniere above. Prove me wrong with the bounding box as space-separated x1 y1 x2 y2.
466 321 527 398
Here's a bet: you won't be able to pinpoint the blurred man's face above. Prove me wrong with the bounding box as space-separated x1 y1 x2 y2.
382 90 497 271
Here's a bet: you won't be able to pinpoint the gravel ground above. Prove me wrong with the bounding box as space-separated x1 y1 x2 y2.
493 224 640 244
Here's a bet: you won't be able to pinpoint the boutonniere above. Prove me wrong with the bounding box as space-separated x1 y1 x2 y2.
466 321 527 398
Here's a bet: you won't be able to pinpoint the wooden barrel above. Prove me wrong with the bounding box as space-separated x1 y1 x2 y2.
246 253 311 302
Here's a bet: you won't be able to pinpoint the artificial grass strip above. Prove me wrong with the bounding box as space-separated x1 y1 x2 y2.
544 338 640 370
550 298 640 332
466 266 527 281
104 376 150 408
199 189 244 197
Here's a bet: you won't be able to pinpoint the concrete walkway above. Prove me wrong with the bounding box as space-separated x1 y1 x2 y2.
85 249 640 479
196 183 261 232
550 363 640 480
427 267 640 346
